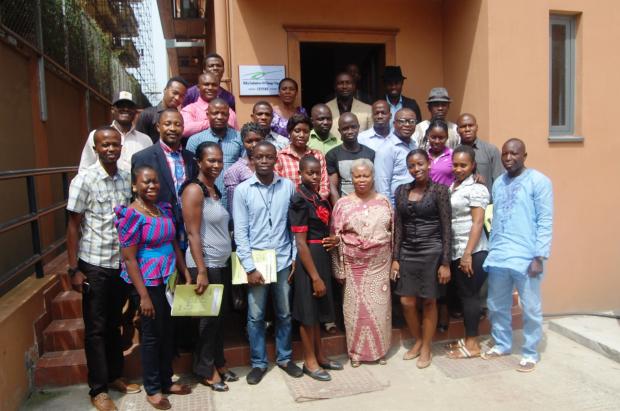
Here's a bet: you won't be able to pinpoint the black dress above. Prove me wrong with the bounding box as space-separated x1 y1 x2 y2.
289 185 335 326
393 181 452 299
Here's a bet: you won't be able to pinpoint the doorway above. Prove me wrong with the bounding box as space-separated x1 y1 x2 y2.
299 42 386 111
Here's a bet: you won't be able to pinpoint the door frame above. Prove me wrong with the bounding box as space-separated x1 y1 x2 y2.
283 25 399 103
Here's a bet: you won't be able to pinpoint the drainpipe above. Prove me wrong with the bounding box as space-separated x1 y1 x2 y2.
213 0 232 93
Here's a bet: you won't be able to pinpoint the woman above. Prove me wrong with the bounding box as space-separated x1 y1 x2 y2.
115 165 192 410
447 145 490 359
275 113 330 200
331 158 392 367
426 117 454 187
181 142 238 391
289 155 343 381
271 77 307 138
391 149 451 369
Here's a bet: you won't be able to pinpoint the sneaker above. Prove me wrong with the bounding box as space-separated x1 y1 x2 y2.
246 367 268 385
278 361 303 378
90 393 117 411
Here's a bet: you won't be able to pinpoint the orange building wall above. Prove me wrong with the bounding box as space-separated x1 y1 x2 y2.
221 0 619 313
483 0 620 312
228 0 446 124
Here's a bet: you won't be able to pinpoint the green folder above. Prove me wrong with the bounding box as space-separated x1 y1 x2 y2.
170 284 224 317
231 249 277 285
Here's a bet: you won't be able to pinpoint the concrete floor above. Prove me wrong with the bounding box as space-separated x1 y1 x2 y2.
21 324 620 411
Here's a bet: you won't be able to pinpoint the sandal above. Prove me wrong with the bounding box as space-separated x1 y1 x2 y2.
377 357 387 365
444 338 465 351
516 359 536 373
350 359 361 368
481 347 508 360
162 383 191 395
447 345 480 359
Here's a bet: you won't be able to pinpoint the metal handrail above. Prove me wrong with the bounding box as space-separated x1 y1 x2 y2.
0 166 77 297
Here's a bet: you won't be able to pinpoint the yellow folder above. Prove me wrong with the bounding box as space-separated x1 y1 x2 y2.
231 249 277 285
170 284 224 317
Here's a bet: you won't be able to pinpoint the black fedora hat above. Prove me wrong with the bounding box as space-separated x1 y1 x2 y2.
383 66 406 82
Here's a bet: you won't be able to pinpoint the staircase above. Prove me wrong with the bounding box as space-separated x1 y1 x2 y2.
34 259 523 387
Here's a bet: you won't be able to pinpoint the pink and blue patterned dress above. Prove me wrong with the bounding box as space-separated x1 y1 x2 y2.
114 202 177 286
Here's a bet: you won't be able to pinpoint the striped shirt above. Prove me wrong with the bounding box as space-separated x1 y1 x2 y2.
223 157 254 215
66 162 131 268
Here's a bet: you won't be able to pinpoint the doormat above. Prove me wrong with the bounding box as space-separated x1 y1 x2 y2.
282 364 389 402
118 378 214 411
432 339 520 379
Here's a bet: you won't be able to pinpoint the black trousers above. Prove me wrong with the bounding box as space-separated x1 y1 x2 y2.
190 267 228 379
79 259 127 397
132 284 174 395
450 251 488 337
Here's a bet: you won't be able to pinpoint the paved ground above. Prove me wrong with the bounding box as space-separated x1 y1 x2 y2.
21 324 620 411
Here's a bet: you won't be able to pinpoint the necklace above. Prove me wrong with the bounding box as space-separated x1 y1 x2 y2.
136 197 161 218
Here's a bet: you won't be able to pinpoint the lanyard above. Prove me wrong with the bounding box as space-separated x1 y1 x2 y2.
256 183 275 228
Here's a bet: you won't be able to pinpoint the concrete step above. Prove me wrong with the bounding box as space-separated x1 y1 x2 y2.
35 310 523 387
548 312 620 363
51 291 82 320
43 318 85 351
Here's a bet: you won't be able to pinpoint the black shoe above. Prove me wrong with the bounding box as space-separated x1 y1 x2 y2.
220 370 239 382
278 361 303 378
246 367 267 385
202 379 229 392
318 360 344 371
303 365 331 381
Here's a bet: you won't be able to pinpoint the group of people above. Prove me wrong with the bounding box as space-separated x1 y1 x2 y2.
67 52 553 411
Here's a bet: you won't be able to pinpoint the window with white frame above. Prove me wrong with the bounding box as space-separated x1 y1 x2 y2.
549 15 576 136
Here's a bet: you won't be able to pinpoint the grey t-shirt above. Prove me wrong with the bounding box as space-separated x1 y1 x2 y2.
185 196 232 268
325 144 375 196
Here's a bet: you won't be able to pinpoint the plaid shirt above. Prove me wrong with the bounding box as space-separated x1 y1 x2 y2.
67 162 131 268
275 146 329 200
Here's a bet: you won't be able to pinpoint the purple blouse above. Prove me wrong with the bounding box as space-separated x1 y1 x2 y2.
429 146 455 187
114 202 177 286
270 106 307 138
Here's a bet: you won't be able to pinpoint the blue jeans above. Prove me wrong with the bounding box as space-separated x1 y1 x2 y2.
247 266 292 369
487 266 543 361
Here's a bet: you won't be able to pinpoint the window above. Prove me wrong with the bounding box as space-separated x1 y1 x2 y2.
549 15 576 136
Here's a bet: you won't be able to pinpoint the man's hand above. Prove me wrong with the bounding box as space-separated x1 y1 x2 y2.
71 271 86 293
473 173 487 185
458 253 474 277
247 270 265 286
527 258 544 277
195 271 209 295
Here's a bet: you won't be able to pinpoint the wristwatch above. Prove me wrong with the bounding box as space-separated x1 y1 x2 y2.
67 267 80 277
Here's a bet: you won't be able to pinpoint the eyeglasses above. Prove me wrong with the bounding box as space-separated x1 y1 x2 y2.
396 118 416 126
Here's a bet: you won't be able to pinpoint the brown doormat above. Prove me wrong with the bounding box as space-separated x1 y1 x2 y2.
282 365 389 402
432 339 520 379
118 378 214 411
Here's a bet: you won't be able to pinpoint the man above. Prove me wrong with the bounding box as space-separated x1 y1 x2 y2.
374 108 418 204
186 98 243 210
181 72 238 137
457 113 504 196
326 72 372 137
482 138 553 373
308 104 340 154
182 52 236 110
67 127 140 411
358 100 393 152
250 101 289 151
326 113 375 204
233 141 302 385
223 122 264 214
79 91 151 173
136 77 188 143
131 109 197 245
413 87 460 150
345 63 372 104
383 66 422 123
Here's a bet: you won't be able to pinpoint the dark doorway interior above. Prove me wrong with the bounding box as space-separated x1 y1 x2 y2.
299 42 386 111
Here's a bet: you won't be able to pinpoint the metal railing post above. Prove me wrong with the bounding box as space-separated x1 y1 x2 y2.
26 175 43 278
